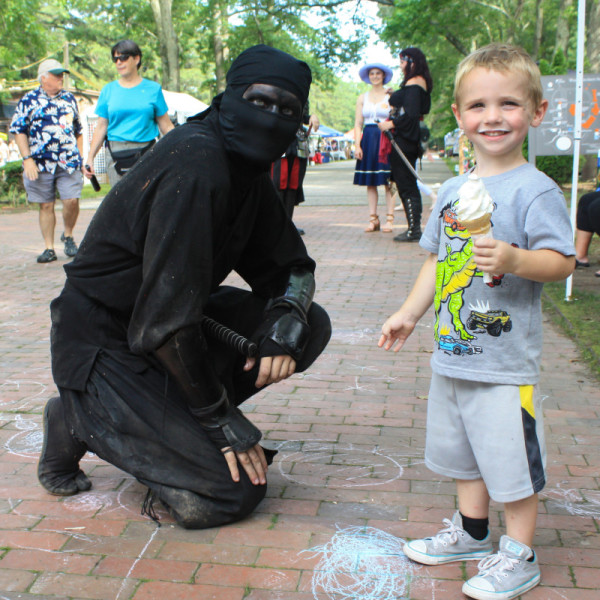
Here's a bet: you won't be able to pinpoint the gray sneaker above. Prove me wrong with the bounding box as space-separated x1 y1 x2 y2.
462 535 541 600
403 511 493 565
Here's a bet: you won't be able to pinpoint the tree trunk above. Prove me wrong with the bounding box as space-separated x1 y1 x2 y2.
553 0 573 61
587 0 600 72
212 0 229 93
532 0 543 61
149 0 180 91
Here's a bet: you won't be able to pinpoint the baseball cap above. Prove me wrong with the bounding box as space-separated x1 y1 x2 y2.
38 59 70 77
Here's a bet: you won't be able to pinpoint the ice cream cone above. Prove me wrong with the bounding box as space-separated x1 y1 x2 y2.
461 213 492 236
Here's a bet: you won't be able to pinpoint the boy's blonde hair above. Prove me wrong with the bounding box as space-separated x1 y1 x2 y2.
454 43 543 109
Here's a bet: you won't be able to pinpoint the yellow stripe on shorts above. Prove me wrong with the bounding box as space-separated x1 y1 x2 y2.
520 385 535 419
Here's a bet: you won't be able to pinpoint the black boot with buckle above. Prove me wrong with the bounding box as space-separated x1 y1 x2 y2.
393 194 422 242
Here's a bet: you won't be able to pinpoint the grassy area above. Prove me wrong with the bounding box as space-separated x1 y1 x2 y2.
81 183 109 200
542 237 600 381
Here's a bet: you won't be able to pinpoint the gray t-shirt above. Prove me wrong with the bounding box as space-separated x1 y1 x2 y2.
420 163 575 385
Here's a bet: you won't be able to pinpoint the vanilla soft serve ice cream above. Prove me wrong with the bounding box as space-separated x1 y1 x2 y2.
456 173 494 226
456 173 494 282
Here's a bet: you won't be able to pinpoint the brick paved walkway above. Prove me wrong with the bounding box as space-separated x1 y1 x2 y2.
1 160 599 599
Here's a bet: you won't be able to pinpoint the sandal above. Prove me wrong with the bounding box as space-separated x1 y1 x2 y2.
364 214 380 232
382 214 394 233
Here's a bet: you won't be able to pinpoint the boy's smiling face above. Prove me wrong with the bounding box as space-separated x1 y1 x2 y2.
452 67 548 174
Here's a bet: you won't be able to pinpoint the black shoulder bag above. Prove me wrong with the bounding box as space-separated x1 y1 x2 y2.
107 140 155 176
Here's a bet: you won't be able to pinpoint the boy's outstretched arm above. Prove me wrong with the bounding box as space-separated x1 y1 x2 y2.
472 239 575 283
379 253 437 352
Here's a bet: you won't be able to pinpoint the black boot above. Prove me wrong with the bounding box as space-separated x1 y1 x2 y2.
38 396 91 496
393 194 422 242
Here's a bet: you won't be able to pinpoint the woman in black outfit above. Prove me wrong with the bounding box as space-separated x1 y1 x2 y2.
378 47 433 242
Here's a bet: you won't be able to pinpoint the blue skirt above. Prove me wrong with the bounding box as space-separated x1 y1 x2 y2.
353 124 391 186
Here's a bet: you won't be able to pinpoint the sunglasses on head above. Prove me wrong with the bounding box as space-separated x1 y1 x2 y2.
112 53 133 63
400 55 413 63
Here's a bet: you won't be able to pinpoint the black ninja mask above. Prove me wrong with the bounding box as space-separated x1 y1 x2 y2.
219 45 312 168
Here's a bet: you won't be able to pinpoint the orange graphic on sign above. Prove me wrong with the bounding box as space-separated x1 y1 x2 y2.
570 88 599 128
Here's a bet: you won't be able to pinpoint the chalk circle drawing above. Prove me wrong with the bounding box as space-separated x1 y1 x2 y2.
541 485 600 518
0 379 48 410
276 440 423 488
4 414 43 458
304 525 421 600
63 483 141 518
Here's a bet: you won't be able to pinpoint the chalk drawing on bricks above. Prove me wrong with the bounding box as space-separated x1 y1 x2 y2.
304 525 422 600
541 484 600 518
277 440 423 488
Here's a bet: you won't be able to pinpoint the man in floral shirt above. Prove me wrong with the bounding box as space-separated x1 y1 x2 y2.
10 59 84 263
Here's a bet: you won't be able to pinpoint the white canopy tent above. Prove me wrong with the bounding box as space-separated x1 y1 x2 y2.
162 90 208 124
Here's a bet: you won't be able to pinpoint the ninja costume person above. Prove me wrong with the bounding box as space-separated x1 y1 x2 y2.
39 45 331 529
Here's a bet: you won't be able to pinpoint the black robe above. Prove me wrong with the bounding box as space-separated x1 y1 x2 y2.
49 109 330 528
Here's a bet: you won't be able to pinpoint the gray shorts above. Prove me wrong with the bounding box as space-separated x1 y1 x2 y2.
425 372 546 503
23 168 83 204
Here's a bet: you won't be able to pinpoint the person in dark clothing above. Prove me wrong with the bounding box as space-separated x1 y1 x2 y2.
38 45 331 529
378 47 433 242
270 105 319 234
574 190 600 276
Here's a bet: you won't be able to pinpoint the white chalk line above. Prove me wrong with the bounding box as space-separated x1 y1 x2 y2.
115 525 161 600
541 483 600 518
303 525 421 600
62 478 142 520
343 377 376 394
2 413 43 458
276 440 423 488
0 378 49 411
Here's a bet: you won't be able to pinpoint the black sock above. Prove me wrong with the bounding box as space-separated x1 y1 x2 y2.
460 512 489 541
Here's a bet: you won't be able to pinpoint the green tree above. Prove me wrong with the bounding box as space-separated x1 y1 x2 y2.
374 0 594 143
0 0 58 90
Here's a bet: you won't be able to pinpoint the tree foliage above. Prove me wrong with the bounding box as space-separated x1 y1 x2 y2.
1 0 598 137
375 0 596 140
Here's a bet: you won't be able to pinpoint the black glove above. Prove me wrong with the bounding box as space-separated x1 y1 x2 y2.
155 326 262 452
192 390 262 453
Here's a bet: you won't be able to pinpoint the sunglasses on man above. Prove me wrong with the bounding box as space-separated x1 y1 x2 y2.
112 54 133 63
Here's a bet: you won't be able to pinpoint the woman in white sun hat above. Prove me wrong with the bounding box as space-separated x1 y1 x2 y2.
353 62 395 233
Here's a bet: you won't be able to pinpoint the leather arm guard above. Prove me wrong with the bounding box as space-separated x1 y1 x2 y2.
269 268 315 320
254 269 315 360
154 325 262 452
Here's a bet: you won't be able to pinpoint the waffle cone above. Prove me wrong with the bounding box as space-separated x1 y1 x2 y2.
461 213 492 236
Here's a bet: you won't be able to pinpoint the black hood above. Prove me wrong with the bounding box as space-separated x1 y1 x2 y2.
218 45 312 169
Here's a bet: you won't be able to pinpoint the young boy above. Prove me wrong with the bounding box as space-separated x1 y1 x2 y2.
379 44 575 600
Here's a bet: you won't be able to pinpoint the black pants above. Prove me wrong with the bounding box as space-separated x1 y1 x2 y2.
60 286 331 529
577 191 600 234
390 147 419 199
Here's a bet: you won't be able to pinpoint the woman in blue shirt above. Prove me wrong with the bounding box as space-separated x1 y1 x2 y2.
84 40 174 187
